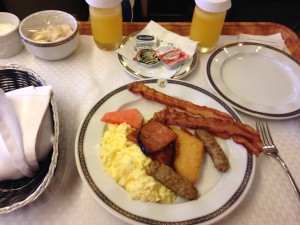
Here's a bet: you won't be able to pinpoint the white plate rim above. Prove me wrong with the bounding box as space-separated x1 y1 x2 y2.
117 32 198 80
206 42 300 120
75 79 255 225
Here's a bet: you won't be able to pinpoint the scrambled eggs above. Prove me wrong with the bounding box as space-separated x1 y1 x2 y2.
100 123 176 203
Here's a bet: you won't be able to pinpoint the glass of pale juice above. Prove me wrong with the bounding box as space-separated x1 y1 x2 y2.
89 5 123 50
190 6 227 53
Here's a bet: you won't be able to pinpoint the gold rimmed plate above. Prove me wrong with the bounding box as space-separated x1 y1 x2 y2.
75 79 255 225
117 32 198 79
206 42 300 119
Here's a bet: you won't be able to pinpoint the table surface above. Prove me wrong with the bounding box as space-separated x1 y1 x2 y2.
0 22 300 225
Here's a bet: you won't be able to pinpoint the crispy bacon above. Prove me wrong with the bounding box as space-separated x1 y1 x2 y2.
127 82 263 156
232 136 263 157
154 107 263 156
128 82 233 121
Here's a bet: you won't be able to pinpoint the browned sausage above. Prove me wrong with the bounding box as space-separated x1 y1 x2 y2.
147 160 198 200
195 129 229 172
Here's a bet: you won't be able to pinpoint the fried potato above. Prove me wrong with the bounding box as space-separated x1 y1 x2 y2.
170 126 204 184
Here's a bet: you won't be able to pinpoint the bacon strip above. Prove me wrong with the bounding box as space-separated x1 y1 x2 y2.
128 82 233 121
154 108 262 156
232 136 262 157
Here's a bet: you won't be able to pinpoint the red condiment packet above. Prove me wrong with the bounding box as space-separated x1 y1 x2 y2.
158 48 190 69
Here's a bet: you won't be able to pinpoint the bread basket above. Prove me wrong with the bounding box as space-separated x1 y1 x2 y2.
0 64 59 214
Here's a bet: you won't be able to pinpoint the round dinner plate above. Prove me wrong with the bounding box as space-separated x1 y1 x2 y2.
117 32 198 79
75 79 255 225
206 42 300 119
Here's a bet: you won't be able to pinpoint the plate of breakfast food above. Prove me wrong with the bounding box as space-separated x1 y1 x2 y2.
206 42 300 119
75 79 260 224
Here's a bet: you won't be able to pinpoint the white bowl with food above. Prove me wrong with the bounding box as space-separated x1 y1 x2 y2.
19 10 79 60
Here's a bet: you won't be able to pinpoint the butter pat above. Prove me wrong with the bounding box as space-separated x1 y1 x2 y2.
136 34 158 47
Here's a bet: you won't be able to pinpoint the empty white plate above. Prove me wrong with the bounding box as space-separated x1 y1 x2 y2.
206 42 300 119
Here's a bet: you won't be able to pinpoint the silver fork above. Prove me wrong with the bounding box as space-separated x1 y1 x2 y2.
256 120 300 202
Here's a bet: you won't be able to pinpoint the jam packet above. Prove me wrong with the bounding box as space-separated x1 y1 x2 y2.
158 48 189 69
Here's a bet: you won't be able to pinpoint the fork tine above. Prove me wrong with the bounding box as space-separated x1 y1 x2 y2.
263 121 274 145
256 121 261 140
256 120 266 146
256 120 272 146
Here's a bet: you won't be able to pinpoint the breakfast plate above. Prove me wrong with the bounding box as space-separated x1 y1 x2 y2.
75 79 255 225
206 42 300 119
117 32 198 79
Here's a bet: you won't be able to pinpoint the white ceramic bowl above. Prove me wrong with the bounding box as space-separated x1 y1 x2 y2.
0 12 23 59
19 10 79 60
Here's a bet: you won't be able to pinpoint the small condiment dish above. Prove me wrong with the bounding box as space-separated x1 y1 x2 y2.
133 49 160 67
19 10 79 60
0 12 23 59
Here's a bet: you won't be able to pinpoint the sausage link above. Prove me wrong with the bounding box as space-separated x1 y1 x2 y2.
148 161 198 200
195 129 229 172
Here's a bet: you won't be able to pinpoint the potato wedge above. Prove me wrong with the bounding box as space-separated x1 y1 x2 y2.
170 126 204 184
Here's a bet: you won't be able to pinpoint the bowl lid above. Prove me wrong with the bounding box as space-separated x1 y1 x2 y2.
195 0 231 12
86 0 122 8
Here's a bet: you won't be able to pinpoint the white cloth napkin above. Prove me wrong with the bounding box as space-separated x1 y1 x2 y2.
0 86 53 181
116 20 198 78
238 33 285 50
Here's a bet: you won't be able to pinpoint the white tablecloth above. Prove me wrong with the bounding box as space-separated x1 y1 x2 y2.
0 35 299 225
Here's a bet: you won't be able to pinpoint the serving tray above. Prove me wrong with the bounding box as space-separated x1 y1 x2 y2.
78 21 300 61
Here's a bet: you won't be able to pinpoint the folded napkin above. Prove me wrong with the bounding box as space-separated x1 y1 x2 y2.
116 20 198 78
0 86 53 181
238 33 285 50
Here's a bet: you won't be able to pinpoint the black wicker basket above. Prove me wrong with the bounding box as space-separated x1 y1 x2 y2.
0 64 59 214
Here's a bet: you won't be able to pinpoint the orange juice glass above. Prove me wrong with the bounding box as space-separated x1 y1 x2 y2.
87 0 123 50
190 0 231 53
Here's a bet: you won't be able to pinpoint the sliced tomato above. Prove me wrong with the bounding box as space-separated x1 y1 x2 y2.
101 108 143 130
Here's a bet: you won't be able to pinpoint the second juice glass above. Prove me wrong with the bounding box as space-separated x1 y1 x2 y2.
87 0 123 51
190 0 231 53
